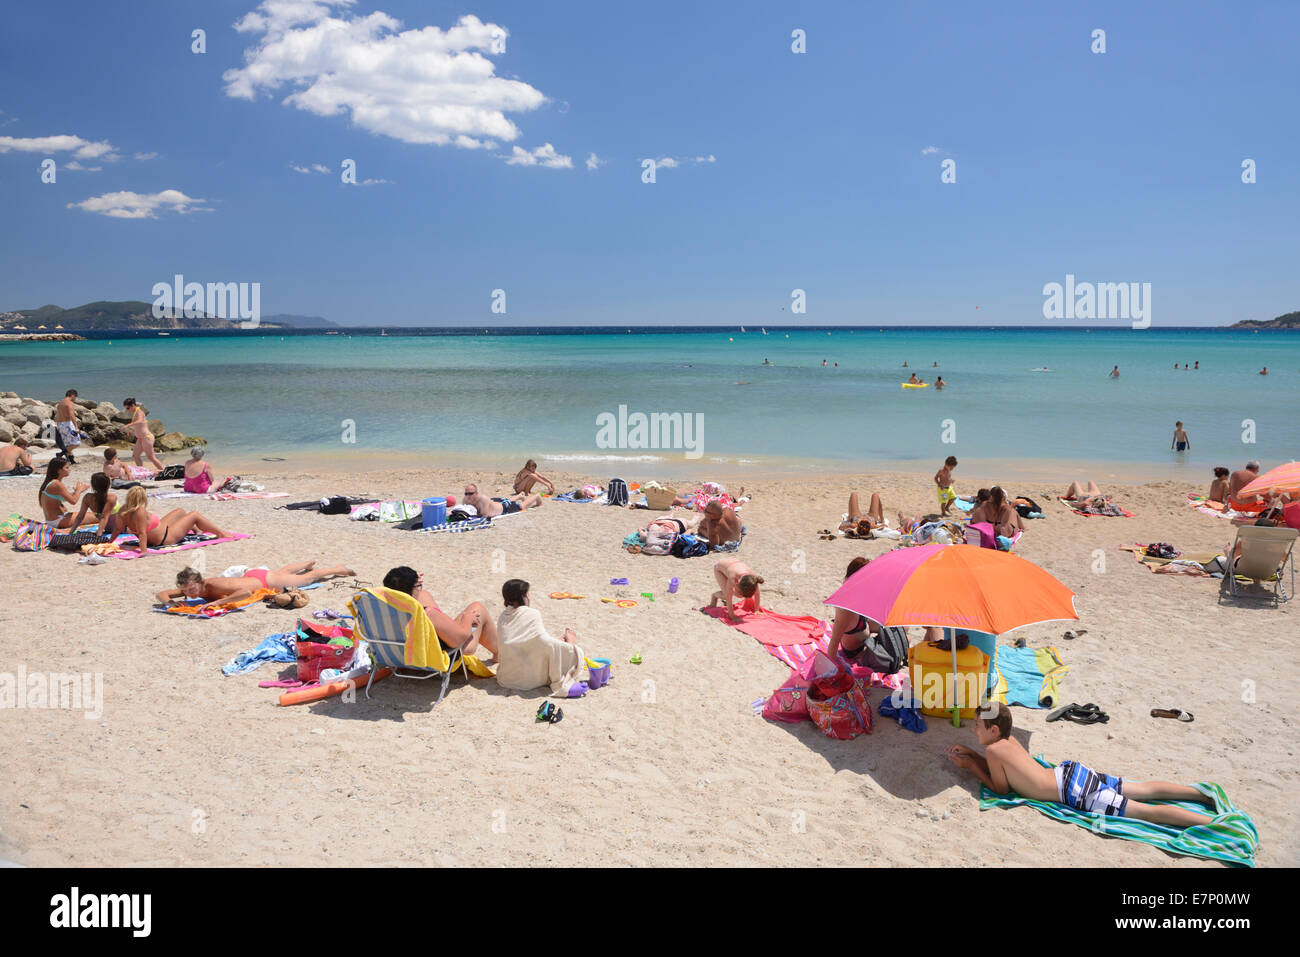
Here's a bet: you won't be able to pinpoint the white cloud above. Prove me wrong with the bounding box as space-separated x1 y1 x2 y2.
0 134 118 159
63 160 102 172
585 152 603 171
504 142 572 169
656 156 679 168
311 163 330 173
647 154 716 170
66 189 210 220
360 177 391 185
134 151 158 160
920 146 941 155
289 163 313 173
693 154 716 164
224 3 547 152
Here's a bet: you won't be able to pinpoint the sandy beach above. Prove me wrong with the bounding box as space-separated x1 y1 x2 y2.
0 456 1292 868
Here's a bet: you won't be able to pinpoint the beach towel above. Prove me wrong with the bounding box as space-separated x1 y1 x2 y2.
989 645 1068 709
980 755 1259 867
701 596 821 646
110 532 253 559
160 588 277 618
1121 544 1221 576
761 627 907 691
222 632 298 676
1058 497 1134 518
495 605 589 697
553 491 608 504
420 516 493 533
0 513 30 542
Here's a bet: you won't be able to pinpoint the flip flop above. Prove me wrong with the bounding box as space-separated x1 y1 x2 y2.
1151 708 1194 722
1047 702 1109 724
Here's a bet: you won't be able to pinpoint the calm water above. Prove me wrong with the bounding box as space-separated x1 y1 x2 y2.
2 327 1296 472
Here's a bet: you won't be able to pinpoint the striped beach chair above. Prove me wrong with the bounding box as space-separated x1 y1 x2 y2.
347 587 469 702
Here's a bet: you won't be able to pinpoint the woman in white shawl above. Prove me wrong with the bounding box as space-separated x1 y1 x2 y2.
495 579 590 697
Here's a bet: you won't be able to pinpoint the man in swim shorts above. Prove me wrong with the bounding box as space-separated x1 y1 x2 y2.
54 389 82 463
462 483 541 518
934 455 958 516
945 703 1215 827
0 437 33 475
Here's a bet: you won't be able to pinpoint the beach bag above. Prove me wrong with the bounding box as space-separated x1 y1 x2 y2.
607 478 629 507
48 529 109 552
155 464 185 480
295 621 355 682
379 500 421 523
762 677 811 724
0 513 27 542
1014 496 1041 518
860 625 909 675
12 521 55 552
641 520 677 556
671 533 708 558
805 653 873 739
320 495 352 515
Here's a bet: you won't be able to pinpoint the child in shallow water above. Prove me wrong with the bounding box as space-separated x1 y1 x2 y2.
946 703 1215 827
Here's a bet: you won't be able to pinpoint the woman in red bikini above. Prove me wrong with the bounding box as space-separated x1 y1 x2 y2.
156 561 357 611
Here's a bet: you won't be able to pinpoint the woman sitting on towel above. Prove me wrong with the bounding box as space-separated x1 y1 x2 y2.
115 486 234 554
513 459 555 495
494 579 589 697
1208 467 1231 504
38 456 88 528
70 472 119 534
183 447 214 494
382 566 499 660
826 557 888 662
156 562 356 611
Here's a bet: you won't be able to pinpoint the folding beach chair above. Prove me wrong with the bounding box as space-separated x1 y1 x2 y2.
347 587 469 702
1226 526 1297 602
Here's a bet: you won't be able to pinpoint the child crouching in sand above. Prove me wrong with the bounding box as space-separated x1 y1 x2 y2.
946 702 1215 827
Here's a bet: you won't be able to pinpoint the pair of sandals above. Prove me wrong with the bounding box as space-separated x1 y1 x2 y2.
536 701 564 724
1047 702 1110 724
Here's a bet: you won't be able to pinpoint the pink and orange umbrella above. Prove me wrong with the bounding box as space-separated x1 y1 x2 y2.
824 544 1078 636
1240 462 1300 498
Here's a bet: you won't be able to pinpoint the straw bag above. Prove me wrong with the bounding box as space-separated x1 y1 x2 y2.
643 485 678 510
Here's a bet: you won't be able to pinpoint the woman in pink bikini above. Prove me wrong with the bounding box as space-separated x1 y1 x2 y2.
156 561 357 611
115 486 234 556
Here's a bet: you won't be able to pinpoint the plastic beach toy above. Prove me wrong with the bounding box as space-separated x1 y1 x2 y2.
640 592 655 602
629 654 643 665
610 577 629 585
668 577 679 593
550 592 587 600
600 597 637 608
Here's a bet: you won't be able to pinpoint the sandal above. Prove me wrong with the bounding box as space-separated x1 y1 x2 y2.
1151 708 1194 722
535 701 563 723
1047 702 1109 724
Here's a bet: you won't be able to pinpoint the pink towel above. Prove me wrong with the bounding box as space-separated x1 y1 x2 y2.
111 532 252 559
701 598 820 646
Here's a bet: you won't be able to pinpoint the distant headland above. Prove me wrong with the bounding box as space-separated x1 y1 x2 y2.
0 301 337 332
1230 311 1300 330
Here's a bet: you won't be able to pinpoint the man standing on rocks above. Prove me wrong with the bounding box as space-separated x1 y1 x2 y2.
54 389 83 464
123 397 164 472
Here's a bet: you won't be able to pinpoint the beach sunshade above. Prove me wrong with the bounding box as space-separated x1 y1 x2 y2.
1240 461 1300 497
823 544 1078 635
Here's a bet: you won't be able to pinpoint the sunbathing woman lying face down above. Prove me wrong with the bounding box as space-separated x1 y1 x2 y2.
156 562 358 612
115 486 235 555
38 457 88 529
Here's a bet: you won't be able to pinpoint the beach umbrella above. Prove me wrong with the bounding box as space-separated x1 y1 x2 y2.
1240 461 1300 497
823 544 1078 724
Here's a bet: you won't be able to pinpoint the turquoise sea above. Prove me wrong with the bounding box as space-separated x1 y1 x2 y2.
2 327 1297 475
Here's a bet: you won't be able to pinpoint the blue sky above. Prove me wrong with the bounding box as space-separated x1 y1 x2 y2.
1 0 1296 326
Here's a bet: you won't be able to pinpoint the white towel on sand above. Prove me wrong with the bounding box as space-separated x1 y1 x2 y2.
494 605 588 697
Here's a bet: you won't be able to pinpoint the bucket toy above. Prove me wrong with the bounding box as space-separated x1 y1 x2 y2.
586 657 611 689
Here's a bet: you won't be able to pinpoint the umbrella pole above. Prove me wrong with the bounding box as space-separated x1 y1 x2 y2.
949 627 961 728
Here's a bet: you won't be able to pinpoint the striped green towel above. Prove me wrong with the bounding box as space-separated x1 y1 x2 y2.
979 755 1259 867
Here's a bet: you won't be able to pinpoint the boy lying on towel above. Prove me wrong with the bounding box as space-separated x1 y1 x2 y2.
946 702 1215 827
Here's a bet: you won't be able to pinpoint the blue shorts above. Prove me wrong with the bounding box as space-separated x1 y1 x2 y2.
1056 760 1128 816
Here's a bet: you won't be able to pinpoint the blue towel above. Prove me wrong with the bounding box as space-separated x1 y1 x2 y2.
992 645 1069 709
222 633 297 676
954 498 976 512
878 694 927 732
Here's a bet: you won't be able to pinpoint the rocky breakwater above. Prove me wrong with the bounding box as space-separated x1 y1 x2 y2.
0 392 205 452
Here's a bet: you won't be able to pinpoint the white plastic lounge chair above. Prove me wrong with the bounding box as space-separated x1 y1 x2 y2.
1226 526 1297 601
347 587 468 701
